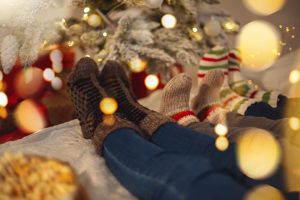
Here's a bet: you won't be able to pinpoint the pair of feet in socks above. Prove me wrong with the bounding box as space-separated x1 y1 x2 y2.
67 58 171 154
160 70 229 126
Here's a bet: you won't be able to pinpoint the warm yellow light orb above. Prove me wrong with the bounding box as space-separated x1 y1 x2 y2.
245 185 284 200
99 97 118 115
289 117 300 131
215 136 229 151
237 20 281 71
0 92 8 107
289 70 300 84
237 129 281 179
51 77 63 90
243 0 286 16
87 14 102 28
214 124 228 136
129 58 147 73
14 100 47 134
83 7 90 13
161 14 177 29
43 68 55 82
145 75 159 90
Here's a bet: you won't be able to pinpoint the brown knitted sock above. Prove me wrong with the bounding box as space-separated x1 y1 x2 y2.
192 69 228 125
92 115 143 155
67 57 107 139
159 73 199 126
99 61 172 136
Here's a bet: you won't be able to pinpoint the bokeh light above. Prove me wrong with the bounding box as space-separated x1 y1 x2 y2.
289 117 300 131
0 92 8 107
245 185 284 200
237 129 281 179
129 58 147 73
215 136 229 151
214 124 228 136
103 115 116 126
204 19 222 37
14 99 47 134
51 77 63 90
289 70 300 84
243 0 286 16
0 106 7 119
237 20 281 71
145 74 159 90
43 68 55 82
161 14 177 29
99 97 118 115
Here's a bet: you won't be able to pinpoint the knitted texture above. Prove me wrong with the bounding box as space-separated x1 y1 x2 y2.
192 70 227 125
92 116 142 156
228 49 279 108
100 61 173 136
198 46 257 115
0 35 19 74
67 57 106 139
159 73 199 126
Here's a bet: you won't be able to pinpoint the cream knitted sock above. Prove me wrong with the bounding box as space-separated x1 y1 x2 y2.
159 73 199 126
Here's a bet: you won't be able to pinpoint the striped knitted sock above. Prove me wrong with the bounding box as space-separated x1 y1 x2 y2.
228 49 279 108
198 46 257 115
159 74 199 126
193 69 228 124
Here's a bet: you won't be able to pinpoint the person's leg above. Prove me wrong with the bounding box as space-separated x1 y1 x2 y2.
245 102 286 120
103 127 248 200
150 122 285 190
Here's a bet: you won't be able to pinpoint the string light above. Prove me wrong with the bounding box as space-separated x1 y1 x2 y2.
161 14 177 29
286 27 290 32
214 124 228 136
51 77 63 90
145 75 159 90
83 7 90 13
129 58 147 73
85 55 91 57
192 27 198 32
291 35 295 39
289 70 300 83
215 136 229 151
99 97 118 115
83 13 89 21
0 92 8 107
67 41 75 47
43 68 55 82
278 25 283 29
223 20 239 33
289 117 300 130
102 32 108 37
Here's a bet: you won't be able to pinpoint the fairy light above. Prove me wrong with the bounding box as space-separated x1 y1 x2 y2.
289 70 300 84
215 136 229 151
214 124 228 136
289 117 300 130
85 55 91 57
99 97 118 115
0 92 8 107
43 68 55 82
102 32 108 37
51 77 63 90
83 7 90 13
279 25 283 29
161 14 177 29
192 27 198 32
129 58 146 73
286 26 290 32
83 13 89 21
145 75 159 90
67 41 75 47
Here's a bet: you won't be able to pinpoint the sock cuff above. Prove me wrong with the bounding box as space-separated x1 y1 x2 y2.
170 110 199 126
197 104 221 122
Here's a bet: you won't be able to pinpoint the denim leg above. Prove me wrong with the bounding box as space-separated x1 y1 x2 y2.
150 123 285 190
245 102 285 120
103 128 247 200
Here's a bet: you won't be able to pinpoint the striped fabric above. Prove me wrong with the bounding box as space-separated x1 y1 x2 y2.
228 49 279 108
170 110 199 126
198 46 257 115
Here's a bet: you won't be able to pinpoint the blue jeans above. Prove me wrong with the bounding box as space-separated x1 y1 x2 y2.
103 128 247 200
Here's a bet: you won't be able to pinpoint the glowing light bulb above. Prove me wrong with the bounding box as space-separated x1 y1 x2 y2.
214 124 228 136
43 68 55 82
84 7 90 13
215 136 229 151
237 129 281 180
129 58 146 73
83 13 89 21
99 97 118 115
145 75 159 90
102 32 108 37
289 117 300 130
161 14 177 29
0 92 8 107
192 27 198 32
289 70 300 84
